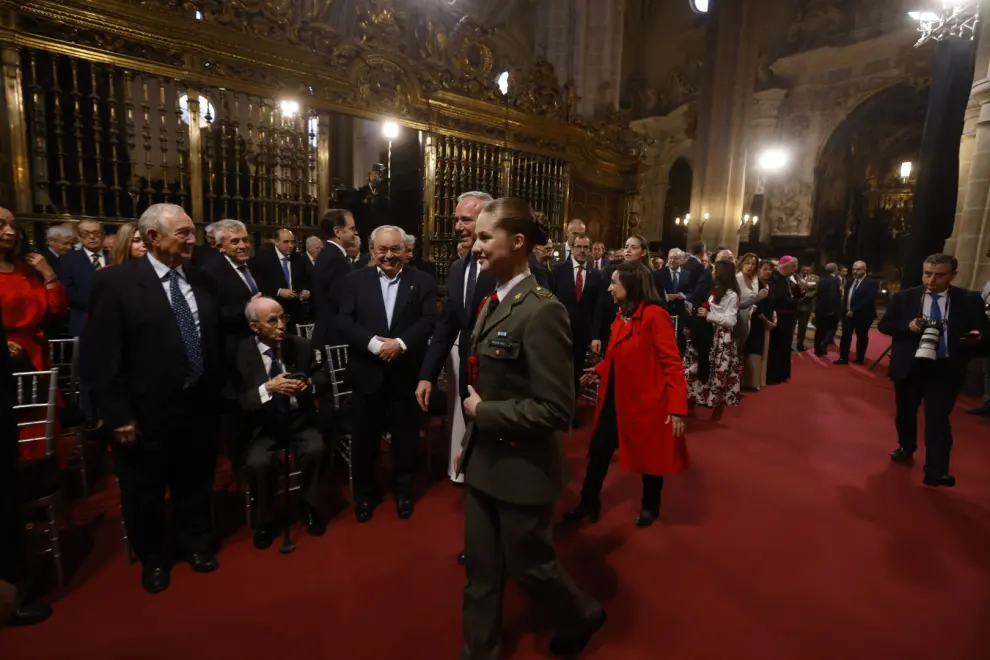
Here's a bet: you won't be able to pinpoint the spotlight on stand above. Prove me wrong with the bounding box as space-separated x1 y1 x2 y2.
909 2 980 47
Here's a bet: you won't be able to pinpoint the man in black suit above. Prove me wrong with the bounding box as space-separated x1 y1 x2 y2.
345 235 371 269
42 224 74 273
0 307 53 627
311 209 358 355
252 228 312 330
813 262 842 356
681 241 712 311
234 297 327 549
589 242 610 272
85 203 223 594
550 235 603 398
191 222 223 268
878 253 989 487
835 260 878 365
656 248 691 348
338 225 437 523
57 219 110 338
403 235 438 280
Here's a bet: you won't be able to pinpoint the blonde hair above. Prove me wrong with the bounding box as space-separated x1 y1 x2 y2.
110 222 144 266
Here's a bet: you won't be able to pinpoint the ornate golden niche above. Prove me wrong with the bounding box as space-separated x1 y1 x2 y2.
0 0 642 281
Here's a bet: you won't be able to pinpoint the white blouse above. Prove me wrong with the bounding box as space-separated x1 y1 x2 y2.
706 290 739 329
736 272 761 310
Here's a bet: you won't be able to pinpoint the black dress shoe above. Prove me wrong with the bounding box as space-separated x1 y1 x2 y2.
966 403 990 416
188 553 219 573
5 601 53 626
833 359 849 365
562 501 601 524
890 447 915 464
302 507 326 537
355 500 374 523
457 551 466 565
549 608 607 657
635 508 660 527
253 525 275 550
853 359 865 365
396 497 414 520
141 564 171 594
923 473 956 487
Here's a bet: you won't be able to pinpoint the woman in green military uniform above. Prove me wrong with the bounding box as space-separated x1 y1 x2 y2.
457 197 605 659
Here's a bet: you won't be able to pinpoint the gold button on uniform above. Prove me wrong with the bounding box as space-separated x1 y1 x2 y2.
495 349 501 356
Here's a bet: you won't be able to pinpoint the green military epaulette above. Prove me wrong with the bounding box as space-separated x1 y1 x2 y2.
533 286 555 300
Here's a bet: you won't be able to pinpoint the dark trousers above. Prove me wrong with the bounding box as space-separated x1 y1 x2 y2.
244 413 326 526
894 360 962 475
0 443 24 585
795 308 813 349
462 485 599 659
350 378 421 502
839 315 871 362
813 313 839 354
580 389 663 511
112 406 219 565
572 336 592 396
767 313 797 384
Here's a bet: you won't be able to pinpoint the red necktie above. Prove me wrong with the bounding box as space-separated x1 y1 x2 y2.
576 265 584 302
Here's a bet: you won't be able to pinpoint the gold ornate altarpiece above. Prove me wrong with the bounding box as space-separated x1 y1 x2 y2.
0 0 642 281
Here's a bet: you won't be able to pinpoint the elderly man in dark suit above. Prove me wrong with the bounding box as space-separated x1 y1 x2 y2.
85 203 223 594
57 219 109 337
813 262 842 356
234 296 326 549
835 260 878 365
338 225 437 523
879 253 989 487
252 228 312 330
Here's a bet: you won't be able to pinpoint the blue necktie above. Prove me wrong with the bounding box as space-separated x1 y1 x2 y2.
237 265 259 295
929 292 948 359
265 348 290 419
281 256 291 289
167 270 203 384
465 253 478 309
672 270 679 291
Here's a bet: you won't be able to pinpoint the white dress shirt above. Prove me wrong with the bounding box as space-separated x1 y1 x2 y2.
84 247 106 269
225 254 255 292
146 253 200 335
572 259 586 285
367 268 408 356
705 290 739 329
494 269 532 303
256 337 299 408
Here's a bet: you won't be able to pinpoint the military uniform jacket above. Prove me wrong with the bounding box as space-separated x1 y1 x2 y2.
458 274 575 506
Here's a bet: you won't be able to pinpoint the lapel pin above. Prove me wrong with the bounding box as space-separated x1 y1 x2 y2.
514 293 521 300
498 331 507 337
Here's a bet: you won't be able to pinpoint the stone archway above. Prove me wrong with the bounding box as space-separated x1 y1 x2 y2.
812 83 928 278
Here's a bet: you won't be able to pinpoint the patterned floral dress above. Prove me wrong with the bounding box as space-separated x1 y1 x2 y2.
683 290 741 408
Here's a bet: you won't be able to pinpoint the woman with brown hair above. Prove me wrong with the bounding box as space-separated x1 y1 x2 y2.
592 233 662 355
566 260 687 527
735 252 768 348
683 259 741 420
741 259 777 390
108 222 147 266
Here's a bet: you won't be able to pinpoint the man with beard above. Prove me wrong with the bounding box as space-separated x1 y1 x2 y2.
416 191 495 563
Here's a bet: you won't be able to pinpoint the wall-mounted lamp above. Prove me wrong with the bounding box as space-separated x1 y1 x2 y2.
900 161 913 182
738 214 758 233
675 216 682 225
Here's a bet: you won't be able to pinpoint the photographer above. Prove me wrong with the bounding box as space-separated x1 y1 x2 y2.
964 278 990 417
878 253 990 487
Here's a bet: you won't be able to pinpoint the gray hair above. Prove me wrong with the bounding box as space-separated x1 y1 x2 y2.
404 234 416 248
138 203 187 238
924 252 958 272
369 224 408 248
305 235 323 250
667 248 684 261
824 262 838 275
244 296 280 322
457 191 493 204
213 218 247 244
204 222 218 236
46 225 75 242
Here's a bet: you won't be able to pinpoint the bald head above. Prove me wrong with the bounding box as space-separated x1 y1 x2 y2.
246 296 286 345
566 219 586 246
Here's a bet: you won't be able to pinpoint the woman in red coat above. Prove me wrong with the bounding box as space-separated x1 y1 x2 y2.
563 261 688 527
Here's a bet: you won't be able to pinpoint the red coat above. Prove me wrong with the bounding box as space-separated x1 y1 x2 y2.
592 303 689 476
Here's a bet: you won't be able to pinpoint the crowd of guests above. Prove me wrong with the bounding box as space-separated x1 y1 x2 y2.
2 196 989 657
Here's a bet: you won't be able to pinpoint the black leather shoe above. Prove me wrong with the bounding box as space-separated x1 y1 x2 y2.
5 601 53 626
923 473 956 487
253 525 275 550
635 508 660 527
188 553 219 573
833 359 849 365
890 447 915 464
549 608 607 657
966 403 990 416
355 500 374 523
141 564 171 594
457 551 466 565
396 497 414 520
304 509 326 536
562 501 601 524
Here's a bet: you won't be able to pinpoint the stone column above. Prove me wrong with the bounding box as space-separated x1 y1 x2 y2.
953 78 990 289
690 0 758 252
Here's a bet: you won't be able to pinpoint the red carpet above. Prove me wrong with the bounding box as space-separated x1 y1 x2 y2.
4 331 990 659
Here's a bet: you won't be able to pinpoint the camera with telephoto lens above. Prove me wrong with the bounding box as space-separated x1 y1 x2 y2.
915 316 945 360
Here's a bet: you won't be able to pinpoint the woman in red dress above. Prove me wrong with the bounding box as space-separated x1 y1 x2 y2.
0 206 68 461
564 261 688 527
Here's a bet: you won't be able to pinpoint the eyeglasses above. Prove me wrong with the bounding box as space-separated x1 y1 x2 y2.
79 231 104 239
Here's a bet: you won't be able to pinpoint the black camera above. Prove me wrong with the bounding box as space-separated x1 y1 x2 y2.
916 317 944 331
